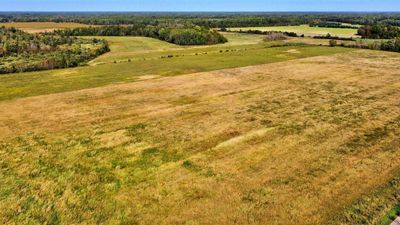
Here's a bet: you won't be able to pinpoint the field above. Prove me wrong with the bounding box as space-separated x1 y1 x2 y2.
228 25 359 37
0 34 350 101
0 22 93 33
1 25 400 225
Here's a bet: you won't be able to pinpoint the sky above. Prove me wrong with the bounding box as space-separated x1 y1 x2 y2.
1 0 400 12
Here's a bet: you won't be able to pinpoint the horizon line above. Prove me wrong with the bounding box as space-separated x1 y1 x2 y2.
1 10 400 13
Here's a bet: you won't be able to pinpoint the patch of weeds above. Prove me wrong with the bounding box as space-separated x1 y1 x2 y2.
334 170 400 225
133 147 169 170
48 206 61 225
376 204 400 225
126 123 146 142
77 136 93 145
134 147 181 170
182 160 216 177
277 121 307 135
110 156 128 169
95 166 116 183
172 96 198 105
182 160 198 170
183 187 211 200
241 187 272 206
249 99 282 113
268 177 293 186
260 119 274 127
337 116 400 154
85 147 112 158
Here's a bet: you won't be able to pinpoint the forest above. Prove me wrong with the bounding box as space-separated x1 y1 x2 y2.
0 26 109 73
357 24 400 39
54 25 228 45
1 12 400 27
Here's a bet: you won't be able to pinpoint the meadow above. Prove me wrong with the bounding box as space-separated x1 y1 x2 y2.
1 23 400 225
0 22 93 33
0 34 350 101
228 25 359 37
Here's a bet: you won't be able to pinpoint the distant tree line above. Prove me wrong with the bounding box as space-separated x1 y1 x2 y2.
309 21 359 29
53 25 228 45
313 34 354 41
223 29 300 37
328 37 400 53
357 24 400 39
1 12 400 28
0 27 109 74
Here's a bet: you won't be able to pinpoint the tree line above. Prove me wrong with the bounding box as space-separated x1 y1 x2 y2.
309 21 359 29
222 28 300 37
357 24 400 39
0 27 109 74
53 25 228 45
2 12 400 28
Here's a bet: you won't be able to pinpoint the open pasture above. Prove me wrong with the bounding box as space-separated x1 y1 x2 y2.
228 25 359 37
0 22 93 33
1 48 400 224
88 32 265 65
0 37 350 100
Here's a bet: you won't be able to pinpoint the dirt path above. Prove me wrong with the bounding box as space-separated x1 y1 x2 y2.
391 217 400 225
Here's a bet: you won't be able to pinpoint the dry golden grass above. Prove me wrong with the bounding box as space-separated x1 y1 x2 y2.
0 22 93 33
1 49 400 224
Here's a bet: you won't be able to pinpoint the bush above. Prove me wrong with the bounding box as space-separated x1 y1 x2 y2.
329 39 338 47
264 32 288 42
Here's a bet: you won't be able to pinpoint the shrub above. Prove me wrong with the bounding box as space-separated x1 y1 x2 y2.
329 39 338 47
264 32 288 42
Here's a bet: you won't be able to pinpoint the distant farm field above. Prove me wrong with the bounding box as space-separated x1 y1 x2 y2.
0 22 93 33
228 25 359 37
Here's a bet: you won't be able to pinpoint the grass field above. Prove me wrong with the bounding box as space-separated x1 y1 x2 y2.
0 37 350 101
228 25 359 37
0 22 93 33
1 48 400 224
88 32 265 65
1 30 400 225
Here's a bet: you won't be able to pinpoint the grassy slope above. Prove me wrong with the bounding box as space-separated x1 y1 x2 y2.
0 38 351 101
1 50 400 224
228 25 359 37
88 32 266 64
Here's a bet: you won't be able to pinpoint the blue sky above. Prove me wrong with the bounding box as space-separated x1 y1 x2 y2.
1 0 400 12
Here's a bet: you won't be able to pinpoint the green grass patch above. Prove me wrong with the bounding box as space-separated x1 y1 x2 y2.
0 43 352 101
376 204 400 225
228 25 359 37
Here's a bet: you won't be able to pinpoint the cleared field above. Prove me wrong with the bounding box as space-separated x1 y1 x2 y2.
88 32 265 65
0 42 350 100
1 49 400 224
0 22 93 33
229 25 359 37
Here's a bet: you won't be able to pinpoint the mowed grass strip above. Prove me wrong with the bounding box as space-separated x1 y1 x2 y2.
229 25 359 37
0 44 351 101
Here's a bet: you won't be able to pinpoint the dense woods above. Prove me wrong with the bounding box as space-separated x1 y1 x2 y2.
54 25 227 45
0 26 109 74
1 12 400 28
357 24 400 39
